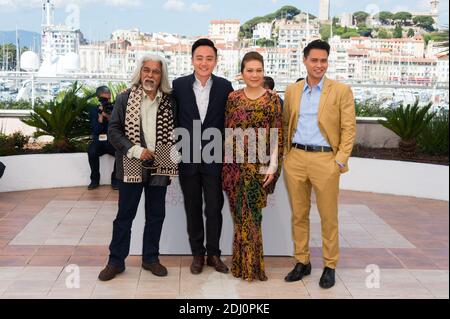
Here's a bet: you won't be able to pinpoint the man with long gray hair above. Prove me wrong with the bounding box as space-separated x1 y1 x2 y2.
98 55 178 281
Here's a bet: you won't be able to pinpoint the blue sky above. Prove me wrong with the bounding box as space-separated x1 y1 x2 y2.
0 0 448 41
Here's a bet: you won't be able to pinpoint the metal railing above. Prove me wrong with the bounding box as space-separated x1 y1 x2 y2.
0 110 32 118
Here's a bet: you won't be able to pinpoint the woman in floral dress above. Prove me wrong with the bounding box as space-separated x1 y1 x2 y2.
222 52 283 282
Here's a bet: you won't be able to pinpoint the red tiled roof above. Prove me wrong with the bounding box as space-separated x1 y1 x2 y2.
210 19 240 25
347 49 369 56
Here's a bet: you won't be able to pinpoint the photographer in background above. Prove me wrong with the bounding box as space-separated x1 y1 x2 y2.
87 86 118 190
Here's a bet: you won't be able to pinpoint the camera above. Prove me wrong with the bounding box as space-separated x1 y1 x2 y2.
98 97 114 115
98 102 114 115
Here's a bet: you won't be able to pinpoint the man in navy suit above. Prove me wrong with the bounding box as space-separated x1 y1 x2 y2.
172 39 233 275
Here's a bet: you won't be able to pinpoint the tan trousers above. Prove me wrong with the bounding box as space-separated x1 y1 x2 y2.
284 148 341 269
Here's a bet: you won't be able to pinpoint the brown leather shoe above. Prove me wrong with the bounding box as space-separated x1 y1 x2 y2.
98 264 125 281
190 256 205 275
142 262 168 277
207 256 229 274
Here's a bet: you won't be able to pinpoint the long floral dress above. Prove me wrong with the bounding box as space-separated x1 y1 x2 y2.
222 89 283 281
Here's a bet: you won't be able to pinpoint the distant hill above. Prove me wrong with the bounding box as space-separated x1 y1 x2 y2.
0 30 41 50
240 5 316 39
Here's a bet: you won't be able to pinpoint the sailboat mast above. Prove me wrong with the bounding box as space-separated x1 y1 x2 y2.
16 27 21 71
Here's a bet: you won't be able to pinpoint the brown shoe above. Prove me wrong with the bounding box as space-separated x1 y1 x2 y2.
190 256 205 275
207 256 229 274
98 264 125 281
142 261 168 277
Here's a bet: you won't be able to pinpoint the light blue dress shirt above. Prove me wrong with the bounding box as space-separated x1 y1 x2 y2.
292 77 330 147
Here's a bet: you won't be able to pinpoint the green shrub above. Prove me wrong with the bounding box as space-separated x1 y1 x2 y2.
9 132 29 149
0 133 10 155
417 111 449 155
21 82 91 153
355 101 389 117
379 100 436 155
0 99 44 110
0 132 29 156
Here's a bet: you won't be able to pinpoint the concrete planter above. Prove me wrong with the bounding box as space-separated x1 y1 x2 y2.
0 153 115 192
0 153 447 201
342 157 448 201
356 117 400 149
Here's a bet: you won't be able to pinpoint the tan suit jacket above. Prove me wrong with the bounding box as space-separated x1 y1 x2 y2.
283 77 356 173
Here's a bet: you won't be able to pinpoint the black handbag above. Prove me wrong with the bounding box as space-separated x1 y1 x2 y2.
147 174 171 187
0 161 5 179
142 159 171 187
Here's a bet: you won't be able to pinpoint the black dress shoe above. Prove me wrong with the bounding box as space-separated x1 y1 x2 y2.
111 180 119 190
88 181 99 190
319 267 336 289
284 262 312 282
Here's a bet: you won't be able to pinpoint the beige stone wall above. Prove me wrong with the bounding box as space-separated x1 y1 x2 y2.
0 118 36 136
356 118 400 149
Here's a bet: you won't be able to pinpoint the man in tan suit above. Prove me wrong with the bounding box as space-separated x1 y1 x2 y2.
283 40 356 289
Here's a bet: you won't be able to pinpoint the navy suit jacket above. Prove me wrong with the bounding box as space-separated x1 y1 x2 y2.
89 105 109 142
172 73 233 176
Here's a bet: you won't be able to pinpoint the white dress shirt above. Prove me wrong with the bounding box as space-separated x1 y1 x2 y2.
127 90 162 159
193 76 213 123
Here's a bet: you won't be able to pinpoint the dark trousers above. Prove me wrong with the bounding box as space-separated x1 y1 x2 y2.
108 181 167 268
179 172 224 257
88 140 117 183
